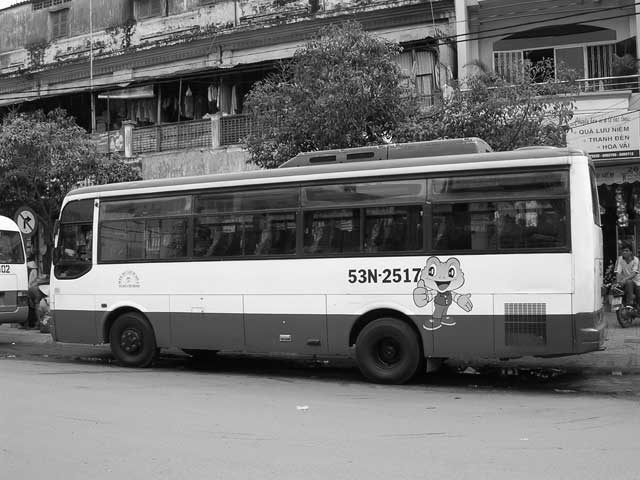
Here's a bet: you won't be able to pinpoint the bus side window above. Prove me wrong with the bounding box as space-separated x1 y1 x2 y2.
364 206 422 252
433 204 472 251
303 209 360 254
0 235 13 263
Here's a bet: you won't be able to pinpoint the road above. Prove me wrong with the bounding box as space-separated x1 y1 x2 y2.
1 342 639 480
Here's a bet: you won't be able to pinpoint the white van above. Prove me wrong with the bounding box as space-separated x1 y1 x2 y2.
0 215 29 325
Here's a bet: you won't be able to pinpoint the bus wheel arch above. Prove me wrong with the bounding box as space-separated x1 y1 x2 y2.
106 309 157 368
350 309 424 384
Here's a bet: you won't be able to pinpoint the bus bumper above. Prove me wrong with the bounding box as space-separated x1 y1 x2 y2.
574 309 607 354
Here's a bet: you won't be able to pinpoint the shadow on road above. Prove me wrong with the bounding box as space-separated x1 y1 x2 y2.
33 348 634 397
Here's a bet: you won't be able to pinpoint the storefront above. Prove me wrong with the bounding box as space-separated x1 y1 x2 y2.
567 92 640 270
596 160 640 271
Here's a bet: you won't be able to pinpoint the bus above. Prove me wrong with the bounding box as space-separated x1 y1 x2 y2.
0 215 29 326
50 138 605 384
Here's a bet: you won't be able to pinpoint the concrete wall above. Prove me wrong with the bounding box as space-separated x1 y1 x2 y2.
1 0 449 59
139 146 260 179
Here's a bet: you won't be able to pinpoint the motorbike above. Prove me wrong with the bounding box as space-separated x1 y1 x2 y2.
610 283 639 328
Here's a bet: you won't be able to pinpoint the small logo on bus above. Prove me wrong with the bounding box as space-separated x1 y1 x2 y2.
412 256 473 331
118 270 140 289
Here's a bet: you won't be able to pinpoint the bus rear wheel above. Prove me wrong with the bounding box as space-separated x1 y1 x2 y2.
355 317 422 384
109 312 157 368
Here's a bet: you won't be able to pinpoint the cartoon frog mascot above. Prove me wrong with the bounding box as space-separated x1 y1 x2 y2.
412 256 473 330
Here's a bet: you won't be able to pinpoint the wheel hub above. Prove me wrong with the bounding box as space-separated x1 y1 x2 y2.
377 338 400 365
120 328 142 354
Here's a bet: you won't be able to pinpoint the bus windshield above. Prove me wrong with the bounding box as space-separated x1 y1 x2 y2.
0 230 25 264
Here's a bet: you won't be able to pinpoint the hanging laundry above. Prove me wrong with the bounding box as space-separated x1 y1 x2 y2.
194 95 207 119
207 84 219 112
230 84 238 114
183 86 194 119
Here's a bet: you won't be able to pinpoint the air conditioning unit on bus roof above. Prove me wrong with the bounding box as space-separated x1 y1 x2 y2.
278 137 492 168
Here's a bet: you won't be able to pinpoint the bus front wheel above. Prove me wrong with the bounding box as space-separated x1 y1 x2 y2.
355 317 422 384
109 312 157 368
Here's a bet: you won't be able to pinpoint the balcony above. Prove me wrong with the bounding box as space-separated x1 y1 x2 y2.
90 92 443 156
128 114 254 154
92 78 638 157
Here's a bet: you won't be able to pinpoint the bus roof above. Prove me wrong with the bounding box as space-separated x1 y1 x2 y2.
279 138 493 167
0 215 19 232
67 144 589 199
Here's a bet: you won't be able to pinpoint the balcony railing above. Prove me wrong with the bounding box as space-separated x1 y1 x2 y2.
132 119 214 154
127 93 442 155
576 74 640 93
220 114 253 146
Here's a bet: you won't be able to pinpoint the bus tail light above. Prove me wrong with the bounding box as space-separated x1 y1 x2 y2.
17 290 29 307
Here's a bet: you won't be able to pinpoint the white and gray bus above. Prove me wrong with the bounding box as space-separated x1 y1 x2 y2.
0 215 29 326
51 138 605 383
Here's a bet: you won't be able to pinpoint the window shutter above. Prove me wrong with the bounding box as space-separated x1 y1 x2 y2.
150 0 162 16
52 9 69 39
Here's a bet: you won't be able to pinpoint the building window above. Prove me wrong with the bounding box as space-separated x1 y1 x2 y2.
33 0 71 11
587 44 614 79
494 43 616 83
397 48 436 105
135 0 164 19
51 9 69 39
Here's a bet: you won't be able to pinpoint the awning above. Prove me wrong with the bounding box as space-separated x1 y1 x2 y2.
595 159 640 185
98 85 154 100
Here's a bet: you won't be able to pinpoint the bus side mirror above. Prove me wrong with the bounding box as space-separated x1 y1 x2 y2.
53 220 60 241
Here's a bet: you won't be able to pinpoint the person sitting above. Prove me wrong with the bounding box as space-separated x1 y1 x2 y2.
614 242 640 307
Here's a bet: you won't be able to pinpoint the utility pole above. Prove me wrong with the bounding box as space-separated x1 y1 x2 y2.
89 0 96 133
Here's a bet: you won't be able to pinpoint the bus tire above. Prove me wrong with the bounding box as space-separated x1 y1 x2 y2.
109 312 157 368
616 307 634 328
355 317 422 384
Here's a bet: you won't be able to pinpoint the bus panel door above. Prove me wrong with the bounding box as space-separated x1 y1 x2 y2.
244 294 328 354
170 294 244 350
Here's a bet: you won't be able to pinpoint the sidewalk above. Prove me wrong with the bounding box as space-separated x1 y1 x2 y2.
1 312 639 376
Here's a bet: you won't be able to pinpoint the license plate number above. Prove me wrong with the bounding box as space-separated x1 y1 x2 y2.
611 296 622 306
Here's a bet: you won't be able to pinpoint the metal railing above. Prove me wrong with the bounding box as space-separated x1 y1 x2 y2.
576 74 640 93
220 114 253 146
132 119 213 154
128 93 441 155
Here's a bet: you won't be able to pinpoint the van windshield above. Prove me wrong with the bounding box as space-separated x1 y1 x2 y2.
0 231 25 264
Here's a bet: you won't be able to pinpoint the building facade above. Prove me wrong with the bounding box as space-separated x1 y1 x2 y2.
0 0 456 177
456 0 640 266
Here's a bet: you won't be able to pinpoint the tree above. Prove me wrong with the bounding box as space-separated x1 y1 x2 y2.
394 60 577 151
244 21 418 168
0 108 141 269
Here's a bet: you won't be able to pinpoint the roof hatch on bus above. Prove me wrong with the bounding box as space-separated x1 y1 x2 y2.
278 137 493 168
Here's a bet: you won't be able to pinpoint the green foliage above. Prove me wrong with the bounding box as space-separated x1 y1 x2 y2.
395 60 577 151
244 21 417 168
0 108 141 249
